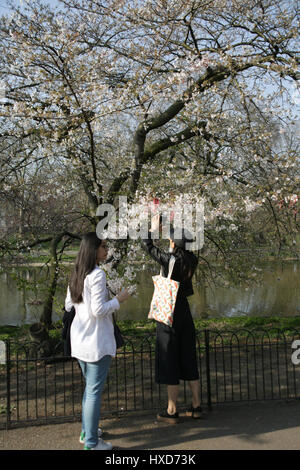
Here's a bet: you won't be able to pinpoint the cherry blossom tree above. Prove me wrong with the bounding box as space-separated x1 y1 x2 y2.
0 0 299 327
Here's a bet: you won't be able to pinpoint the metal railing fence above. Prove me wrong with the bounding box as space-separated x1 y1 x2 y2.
1 326 300 429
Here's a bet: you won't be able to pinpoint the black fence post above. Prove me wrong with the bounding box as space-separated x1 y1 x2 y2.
204 329 212 411
6 340 11 430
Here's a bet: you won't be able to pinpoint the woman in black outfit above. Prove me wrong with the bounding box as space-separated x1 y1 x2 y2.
141 215 203 424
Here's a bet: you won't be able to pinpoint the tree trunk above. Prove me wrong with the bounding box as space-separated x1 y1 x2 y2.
40 233 64 328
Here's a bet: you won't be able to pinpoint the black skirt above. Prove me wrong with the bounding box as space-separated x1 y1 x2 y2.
155 296 199 385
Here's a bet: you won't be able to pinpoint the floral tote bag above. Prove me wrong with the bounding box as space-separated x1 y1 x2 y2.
148 256 180 327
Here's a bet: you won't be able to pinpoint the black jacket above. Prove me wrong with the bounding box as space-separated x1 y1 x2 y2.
141 234 198 298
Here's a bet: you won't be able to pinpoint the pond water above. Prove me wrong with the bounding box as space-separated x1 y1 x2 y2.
0 260 299 326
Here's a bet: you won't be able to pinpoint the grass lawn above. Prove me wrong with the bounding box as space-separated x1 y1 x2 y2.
1 315 300 343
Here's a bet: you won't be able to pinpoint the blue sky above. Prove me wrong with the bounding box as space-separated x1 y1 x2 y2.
0 1 13 15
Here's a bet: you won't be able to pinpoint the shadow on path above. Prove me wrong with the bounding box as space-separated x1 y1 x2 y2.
2 400 300 450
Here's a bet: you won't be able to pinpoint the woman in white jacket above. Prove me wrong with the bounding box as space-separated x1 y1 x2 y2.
65 232 130 450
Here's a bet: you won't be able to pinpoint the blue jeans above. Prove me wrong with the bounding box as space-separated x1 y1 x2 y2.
78 355 111 448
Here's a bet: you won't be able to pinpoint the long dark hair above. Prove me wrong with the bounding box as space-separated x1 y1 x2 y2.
69 232 103 303
173 246 197 282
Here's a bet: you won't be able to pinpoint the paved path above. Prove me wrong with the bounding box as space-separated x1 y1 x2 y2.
1 401 300 450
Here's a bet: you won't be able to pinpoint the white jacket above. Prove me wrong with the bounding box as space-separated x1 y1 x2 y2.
65 266 120 362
